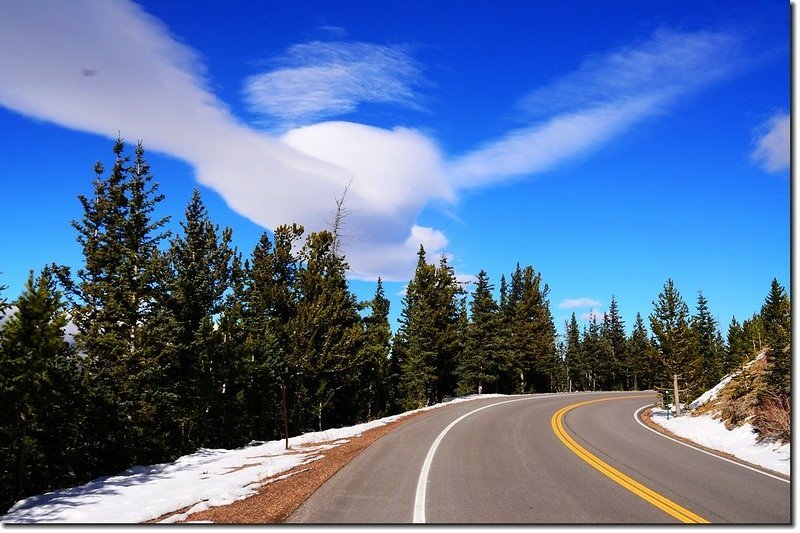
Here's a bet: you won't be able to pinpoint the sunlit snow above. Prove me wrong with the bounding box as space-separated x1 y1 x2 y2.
649 409 789 476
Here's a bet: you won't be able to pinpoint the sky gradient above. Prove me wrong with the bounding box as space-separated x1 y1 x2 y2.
0 0 790 335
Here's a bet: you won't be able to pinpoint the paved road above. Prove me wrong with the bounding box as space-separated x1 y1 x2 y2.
287 392 790 524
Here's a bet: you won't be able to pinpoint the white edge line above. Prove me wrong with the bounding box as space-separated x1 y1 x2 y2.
412 397 535 523
634 405 789 484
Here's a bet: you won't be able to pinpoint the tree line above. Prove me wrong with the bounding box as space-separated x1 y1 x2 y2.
0 139 790 512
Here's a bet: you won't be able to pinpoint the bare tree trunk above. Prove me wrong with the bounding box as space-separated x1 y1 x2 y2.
673 372 682 417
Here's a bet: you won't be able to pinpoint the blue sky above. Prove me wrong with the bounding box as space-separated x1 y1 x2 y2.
0 0 790 336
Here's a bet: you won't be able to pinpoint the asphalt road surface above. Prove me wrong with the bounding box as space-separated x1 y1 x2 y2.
287 392 790 524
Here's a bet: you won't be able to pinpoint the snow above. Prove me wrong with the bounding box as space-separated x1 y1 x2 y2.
1 394 502 524
649 408 790 476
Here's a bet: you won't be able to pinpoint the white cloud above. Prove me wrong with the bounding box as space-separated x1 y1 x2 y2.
0 0 447 282
559 297 602 309
0 2 748 283
751 112 789 173
244 41 428 129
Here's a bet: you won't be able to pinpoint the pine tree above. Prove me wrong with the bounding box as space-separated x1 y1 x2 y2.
165 189 234 450
0 276 7 313
689 292 725 394
496 272 520 393
291 230 364 430
511 266 557 393
359 278 392 419
397 246 441 408
564 313 585 391
760 279 790 397
430 255 463 400
627 313 658 390
649 279 695 415
457 270 501 395
725 317 748 373
244 225 304 439
601 296 626 390
741 314 766 355
66 138 171 471
0 270 82 509
211 252 252 447
581 315 609 391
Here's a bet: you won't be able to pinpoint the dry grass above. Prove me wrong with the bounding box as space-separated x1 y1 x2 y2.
752 393 790 444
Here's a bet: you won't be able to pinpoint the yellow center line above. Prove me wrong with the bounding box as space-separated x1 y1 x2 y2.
550 396 710 524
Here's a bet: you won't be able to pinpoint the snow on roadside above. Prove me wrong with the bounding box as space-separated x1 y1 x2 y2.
650 410 789 476
1 394 502 524
650 349 789 477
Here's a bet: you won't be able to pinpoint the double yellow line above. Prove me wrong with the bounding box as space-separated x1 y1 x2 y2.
551 396 709 524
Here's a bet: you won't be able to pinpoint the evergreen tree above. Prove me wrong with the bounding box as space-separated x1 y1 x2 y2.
581 315 609 391
627 313 658 390
496 273 520 393
741 314 766 355
0 276 7 313
725 317 748 373
511 266 557 393
689 292 725 393
210 252 252 447
359 278 392 419
564 313 586 391
291 230 364 430
165 189 234 450
601 296 626 390
431 255 463 400
649 279 695 415
244 224 304 439
397 246 442 408
65 138 171 471
0 270 83 510
457 270 501 395
760 279 790 397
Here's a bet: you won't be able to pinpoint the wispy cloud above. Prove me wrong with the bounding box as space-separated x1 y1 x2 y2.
751 111 789 173
516 29 742 119
559 297 601 309
448 28 745 190
244 41 428 129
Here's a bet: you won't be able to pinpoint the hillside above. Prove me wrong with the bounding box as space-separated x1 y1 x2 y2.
649 350 790 476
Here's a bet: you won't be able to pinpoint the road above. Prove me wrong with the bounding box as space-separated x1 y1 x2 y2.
286 392 791 524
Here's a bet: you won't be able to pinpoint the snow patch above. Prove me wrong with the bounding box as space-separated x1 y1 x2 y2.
649 408 790 476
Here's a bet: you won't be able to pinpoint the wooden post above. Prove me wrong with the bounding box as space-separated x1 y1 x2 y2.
280 383 289 450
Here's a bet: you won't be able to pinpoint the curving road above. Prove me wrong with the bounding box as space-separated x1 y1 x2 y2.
287 392 790 524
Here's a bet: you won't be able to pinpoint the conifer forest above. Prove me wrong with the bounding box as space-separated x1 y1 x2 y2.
0 140 790 512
